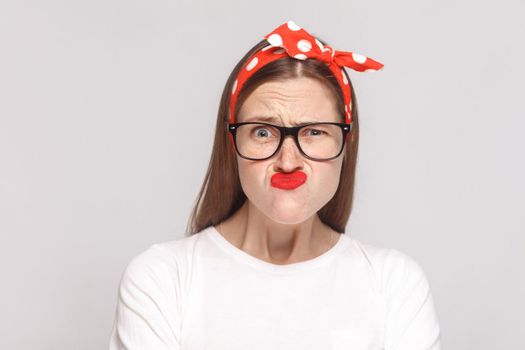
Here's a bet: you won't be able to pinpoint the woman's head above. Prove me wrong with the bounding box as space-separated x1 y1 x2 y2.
186 37 360 235
235 75 347 225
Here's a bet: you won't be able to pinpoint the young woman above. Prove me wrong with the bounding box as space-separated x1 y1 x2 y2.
109 20 442 350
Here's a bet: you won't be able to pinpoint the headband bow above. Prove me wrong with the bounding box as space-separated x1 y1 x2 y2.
229 20 384 124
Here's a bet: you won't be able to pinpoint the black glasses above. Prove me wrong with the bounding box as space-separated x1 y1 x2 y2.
227 121 352 161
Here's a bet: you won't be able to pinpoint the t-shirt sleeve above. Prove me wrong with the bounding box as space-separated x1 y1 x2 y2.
109 244 182 350
382 248 442 350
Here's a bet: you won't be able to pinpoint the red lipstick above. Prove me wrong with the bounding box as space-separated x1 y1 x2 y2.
271 171 307 190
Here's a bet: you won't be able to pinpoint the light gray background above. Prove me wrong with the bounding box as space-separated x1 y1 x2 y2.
1 1 523 349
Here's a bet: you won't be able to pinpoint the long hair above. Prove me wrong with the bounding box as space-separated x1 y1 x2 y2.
185 37 360 235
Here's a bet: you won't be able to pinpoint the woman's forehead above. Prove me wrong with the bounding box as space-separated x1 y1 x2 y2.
240 114 338 126
237 78 340 123
247 77 337 102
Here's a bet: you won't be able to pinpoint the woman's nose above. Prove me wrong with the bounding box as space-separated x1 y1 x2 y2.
274 136 304 170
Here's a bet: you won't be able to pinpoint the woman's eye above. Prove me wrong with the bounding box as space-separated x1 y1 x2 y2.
304 128 326 136
254 128 272 137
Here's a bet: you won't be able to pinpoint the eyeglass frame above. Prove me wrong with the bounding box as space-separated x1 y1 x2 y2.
227 121 353 161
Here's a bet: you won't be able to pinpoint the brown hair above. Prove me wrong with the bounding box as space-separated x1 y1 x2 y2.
184 37 360 236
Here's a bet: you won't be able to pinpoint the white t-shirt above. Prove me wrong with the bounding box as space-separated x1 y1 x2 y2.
109 225 441 350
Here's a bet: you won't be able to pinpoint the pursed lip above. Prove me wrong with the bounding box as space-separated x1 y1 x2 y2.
270 171 307 190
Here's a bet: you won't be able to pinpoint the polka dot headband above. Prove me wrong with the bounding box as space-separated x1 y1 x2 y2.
229 20 384 125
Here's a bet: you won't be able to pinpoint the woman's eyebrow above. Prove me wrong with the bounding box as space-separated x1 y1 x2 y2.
244 115 318 125
244 116 280 123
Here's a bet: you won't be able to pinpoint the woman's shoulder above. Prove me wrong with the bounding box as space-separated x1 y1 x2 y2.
119 227 213 282
347 236 425 268
346 237 431 294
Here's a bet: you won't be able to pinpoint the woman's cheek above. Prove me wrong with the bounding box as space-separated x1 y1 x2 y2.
237 162 266 197
317 165 341 197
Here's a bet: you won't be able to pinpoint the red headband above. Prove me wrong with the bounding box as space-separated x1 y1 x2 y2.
229 20 384 125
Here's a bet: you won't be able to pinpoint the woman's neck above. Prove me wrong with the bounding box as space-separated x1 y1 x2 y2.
215 201 339 265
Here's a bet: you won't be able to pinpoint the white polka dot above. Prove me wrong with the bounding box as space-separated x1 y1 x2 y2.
315 38 324 51
246 57 258 71
352 53 367 64
273 48 285 54
344 105 348 112
261 44 274 52
297 39 312 53
349 101 352 110
342 71 348 85
231 79 238 95
287 21 301 31
267 33 283 47
294 53 307 60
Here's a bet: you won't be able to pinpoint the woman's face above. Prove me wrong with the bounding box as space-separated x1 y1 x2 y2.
235 77 346 224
